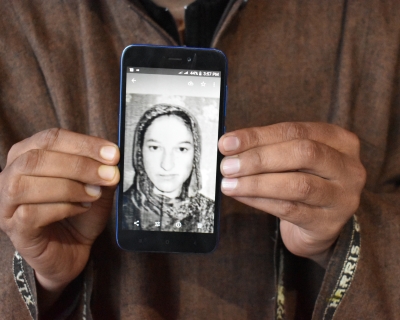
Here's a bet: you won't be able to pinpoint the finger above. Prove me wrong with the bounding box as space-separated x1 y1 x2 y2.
7 149 119 186
7 187 116 246
67 186 116 240
221 139 347 180
12 202 92 233
2 176 102 217
6 128 119 167
219 122 360 157
231 196 326 229
221 172 340 207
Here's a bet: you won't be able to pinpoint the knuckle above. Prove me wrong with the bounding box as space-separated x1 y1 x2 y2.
283 122 308 140
345 131 361 155
3 175 25 204
356 164 367 188
335 126 361 154
334 181 361 215
0 208 31 241
292 175 314 200
345 131 360 149
72 155 90 177
75 135 92 155
14 205 36 228
345 159 367 190
250 176 262 194
295 139 319 164
14 149 42 174
36 128 62 150
253 148 266 169
280 201 300 219
246 127 264 147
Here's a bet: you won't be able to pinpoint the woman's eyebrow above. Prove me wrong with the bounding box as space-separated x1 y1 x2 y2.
144 139 192 144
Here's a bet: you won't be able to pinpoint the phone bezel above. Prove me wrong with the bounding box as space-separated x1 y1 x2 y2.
117 45 227 253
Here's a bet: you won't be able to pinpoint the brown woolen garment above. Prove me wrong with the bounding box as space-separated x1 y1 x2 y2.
0 0 399 319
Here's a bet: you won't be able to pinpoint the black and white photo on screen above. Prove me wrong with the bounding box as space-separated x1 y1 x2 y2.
122 93 219 233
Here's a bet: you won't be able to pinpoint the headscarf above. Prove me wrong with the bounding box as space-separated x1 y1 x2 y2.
131 104 202 217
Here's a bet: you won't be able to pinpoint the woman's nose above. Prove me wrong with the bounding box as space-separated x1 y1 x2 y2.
160 150 174 171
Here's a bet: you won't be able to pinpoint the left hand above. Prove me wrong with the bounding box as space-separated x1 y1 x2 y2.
218 122 366 266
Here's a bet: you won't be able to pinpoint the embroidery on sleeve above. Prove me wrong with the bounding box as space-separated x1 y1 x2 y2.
13 251 37 320
323 215 361 319
276 249 286 320
83 279 87 320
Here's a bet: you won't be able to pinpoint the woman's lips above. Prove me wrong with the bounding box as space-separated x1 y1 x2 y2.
157 174 178 180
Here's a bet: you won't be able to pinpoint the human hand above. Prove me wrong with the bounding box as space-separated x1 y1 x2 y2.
218 122 366 266
0 129 120 302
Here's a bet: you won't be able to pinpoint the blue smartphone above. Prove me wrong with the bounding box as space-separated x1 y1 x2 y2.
116 45 227 253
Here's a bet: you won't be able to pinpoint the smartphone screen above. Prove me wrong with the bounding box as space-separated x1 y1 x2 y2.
117 45 227 253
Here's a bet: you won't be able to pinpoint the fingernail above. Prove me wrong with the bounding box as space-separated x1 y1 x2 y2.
98 165 116 181
84 184 101 197
221 178 238 190
222 157 240 175
223 136 240 152
100 146 117 161
81 202 92 208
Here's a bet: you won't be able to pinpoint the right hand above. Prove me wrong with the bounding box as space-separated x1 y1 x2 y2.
0 128 120 294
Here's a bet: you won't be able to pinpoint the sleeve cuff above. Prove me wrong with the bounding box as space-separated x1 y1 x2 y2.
275 215 361 320
13 252 93 320
13 251 37 319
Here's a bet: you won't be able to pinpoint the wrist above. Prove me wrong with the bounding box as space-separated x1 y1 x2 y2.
35 271 84 318
282 225 339 268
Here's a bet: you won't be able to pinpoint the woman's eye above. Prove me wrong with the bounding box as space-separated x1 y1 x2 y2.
148 146 159 151
178 147 188 152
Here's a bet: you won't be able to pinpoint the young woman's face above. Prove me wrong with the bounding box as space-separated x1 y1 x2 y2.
142 115 195 197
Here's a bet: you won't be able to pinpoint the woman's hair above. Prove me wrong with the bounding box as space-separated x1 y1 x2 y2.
131 104 202 212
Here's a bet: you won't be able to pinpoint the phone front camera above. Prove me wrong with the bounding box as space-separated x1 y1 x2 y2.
187 57 192 62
